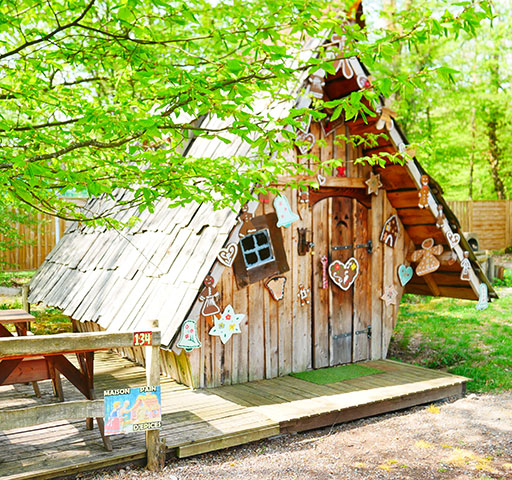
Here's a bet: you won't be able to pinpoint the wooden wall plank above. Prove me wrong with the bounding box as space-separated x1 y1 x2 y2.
370 189 384 360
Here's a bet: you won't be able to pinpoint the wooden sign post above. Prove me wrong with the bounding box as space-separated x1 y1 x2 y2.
144 320 165 471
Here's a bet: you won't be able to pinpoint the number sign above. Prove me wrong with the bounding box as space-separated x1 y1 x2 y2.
133 331 153 346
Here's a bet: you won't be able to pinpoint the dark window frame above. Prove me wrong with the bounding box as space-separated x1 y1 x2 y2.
233 212 289 289
240 228 275 269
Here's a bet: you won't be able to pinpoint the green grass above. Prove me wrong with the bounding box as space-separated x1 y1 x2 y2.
390 288 512 393
0 270 35 287
0 297 72 335
290 364 384 384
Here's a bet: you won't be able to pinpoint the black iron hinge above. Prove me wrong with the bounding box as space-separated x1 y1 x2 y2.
332 240 372 254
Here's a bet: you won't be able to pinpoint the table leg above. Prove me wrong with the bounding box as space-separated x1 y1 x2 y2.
46 357 64 401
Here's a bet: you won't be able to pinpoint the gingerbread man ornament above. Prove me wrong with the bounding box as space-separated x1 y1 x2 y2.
198 275 221 317
418 175 430 209
239 204 257 238
411 238 443 276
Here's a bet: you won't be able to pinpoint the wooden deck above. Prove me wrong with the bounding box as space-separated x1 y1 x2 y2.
0 352 467 480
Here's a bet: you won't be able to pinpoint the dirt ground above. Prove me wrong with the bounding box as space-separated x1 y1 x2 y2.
80 393 512 480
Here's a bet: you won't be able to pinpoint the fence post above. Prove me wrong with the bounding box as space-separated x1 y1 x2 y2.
145 320 165 470
21 285 30 313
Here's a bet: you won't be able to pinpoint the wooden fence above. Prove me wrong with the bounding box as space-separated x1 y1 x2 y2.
448 200 512 251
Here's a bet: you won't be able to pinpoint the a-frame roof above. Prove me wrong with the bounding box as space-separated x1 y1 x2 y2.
29 50 496 348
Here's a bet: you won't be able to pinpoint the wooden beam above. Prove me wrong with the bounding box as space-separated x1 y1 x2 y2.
0 331 161 359
275 176 367 189
0 399 103 430
423 274 441 296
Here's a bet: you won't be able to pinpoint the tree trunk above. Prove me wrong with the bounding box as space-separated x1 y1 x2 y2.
487 119 506 200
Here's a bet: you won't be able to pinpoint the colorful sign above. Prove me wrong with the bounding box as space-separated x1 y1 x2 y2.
104 386 161 435
133 331 153 346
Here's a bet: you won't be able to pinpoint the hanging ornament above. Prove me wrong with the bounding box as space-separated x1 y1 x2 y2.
316 173 327 186
217 242 238 268
444 227 461 249
296 131 315 155
298 189 309 204
274 194 300 228
306 74 325 99
375 99 397 130
398 142 417 158
435 205 445 228
328 258 359 291
380 214 400 248
475 283 489 311
265 275 287 301
380 285 398 306
418 175 430 209
365 172 382 196
460 251 471 281
320 255 329 289
397 264 413 286
411 238 444 276
335 165 346 177
177 319 201 352
297 283 310 306
208 305 244 344
239 204 257 238
198 275 221 317
357 75 375 90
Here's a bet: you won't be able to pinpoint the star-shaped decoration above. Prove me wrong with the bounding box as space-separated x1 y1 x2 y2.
208 304 244 344
365 172 382 196
380 285 398 307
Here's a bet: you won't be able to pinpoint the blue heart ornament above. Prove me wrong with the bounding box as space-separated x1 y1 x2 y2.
398 264 413 286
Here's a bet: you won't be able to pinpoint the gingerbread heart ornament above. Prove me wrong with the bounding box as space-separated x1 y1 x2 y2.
445 230 460 249
217 242 238 267
328 258 360 291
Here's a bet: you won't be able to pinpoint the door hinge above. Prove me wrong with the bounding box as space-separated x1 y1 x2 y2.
333 332 352 340
332 240 372 254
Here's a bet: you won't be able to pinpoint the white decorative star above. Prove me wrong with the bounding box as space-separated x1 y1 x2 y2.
208 304 244 344
380 285 398 307
365 172 382 196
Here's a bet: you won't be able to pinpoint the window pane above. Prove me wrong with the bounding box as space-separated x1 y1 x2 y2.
255 232 268 246
245 252 259 265
241 236 255 250
259 247 272 261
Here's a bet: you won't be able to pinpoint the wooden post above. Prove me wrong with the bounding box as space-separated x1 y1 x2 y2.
21 285 30 314
145 320 165 471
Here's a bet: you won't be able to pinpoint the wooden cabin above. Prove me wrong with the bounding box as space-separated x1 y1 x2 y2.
29 43 496 390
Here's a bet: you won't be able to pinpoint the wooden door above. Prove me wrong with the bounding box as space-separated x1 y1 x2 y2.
311 196 372 368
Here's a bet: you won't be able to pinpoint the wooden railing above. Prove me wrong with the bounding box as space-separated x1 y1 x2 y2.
0 323 165 470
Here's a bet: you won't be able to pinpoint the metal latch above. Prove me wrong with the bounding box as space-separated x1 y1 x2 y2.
333 332 352 340
332 240 372 254
355 326 372 338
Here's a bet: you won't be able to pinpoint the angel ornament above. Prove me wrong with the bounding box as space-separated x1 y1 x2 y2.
199 275 221 317
460 251 471 281
376 99 397 130
411 238 443 276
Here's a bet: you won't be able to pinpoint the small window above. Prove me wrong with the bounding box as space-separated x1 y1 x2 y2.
240 229 275 269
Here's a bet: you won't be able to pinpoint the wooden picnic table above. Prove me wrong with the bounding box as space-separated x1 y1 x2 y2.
0 308 34 337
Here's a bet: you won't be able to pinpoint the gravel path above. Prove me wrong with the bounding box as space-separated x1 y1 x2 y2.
80 393 512 480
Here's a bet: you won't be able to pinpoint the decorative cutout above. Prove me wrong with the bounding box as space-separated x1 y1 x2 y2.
418 175 430 209
397 264 413 286
239 204 257 238
274 194 300 228
380 214 400 248
411 238 443 276
460 251 471 281
357 75 374 90
265 275 287 301
365 172 382 196
320 255 329 289
199 275 221 317
398 142 417 158
475 283 489 311
336 166 346 177
297 283 310 306
258 192 269 204
435 205 445 228
317 173 326 186
329 34 354 78
307 74 325 99
376 99 397 130
329 258 359 291
445 228 461 249
217 242 238 267
296 131 315 154
177 319 201 352
208 305 244 344
298 189 309 204
381 285 398 306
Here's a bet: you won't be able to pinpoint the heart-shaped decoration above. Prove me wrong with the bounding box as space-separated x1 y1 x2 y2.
297 132 315 154
397 264 413 286
328 258 359 291
217 242 238 267
446 230 460 248
317 174 326 186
